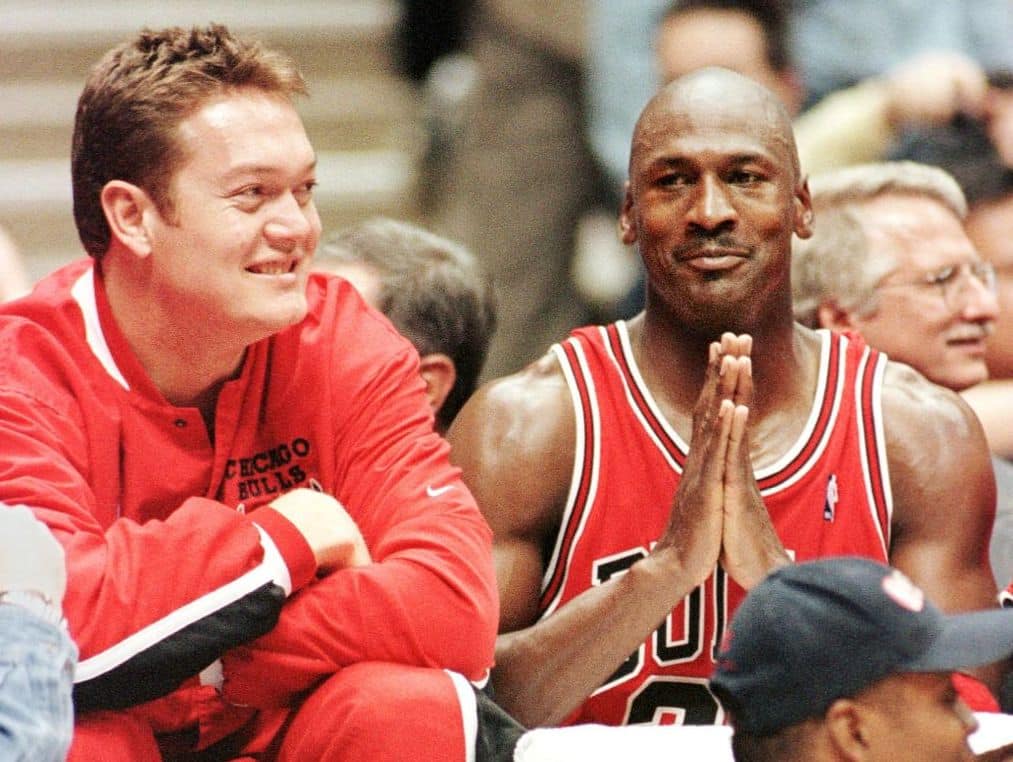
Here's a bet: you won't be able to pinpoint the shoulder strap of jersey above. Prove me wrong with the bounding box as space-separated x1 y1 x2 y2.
542 331 604 616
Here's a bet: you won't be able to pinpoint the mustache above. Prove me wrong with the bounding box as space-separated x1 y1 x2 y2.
947 322 994 341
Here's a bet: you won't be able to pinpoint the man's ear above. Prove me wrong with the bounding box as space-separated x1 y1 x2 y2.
418 353 457 418
619 181 638 245
794 177 814 240
817 300 860 332
100 180 157 258
824 698 872 761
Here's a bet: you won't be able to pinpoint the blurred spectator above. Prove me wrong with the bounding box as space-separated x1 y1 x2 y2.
0 225 30 301
791 160 1012 591
791 0 1013 107
433 0 601 380
395 0 475 84
590 1 1011 197
315 217 497 433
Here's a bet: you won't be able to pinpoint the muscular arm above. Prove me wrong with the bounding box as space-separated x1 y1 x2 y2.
448 343 740 727
883 363 1001 688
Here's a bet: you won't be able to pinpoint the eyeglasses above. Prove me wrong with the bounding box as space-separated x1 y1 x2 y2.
875 261 997 310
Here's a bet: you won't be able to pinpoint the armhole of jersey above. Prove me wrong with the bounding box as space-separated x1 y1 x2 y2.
541 338 601 618
856 345 893 556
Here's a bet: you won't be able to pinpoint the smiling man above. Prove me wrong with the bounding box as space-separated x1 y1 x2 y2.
447 67 1000 729
0 24 497 760
792 161 999 393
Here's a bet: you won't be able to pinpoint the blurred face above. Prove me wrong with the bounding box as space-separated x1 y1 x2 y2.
655 9 801 116
966 194 1013 378
850 195 998 391
621 75 811 334
146 89 321 346
852 672 977 762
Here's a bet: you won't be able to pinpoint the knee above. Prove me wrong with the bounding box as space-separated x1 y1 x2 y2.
279 663 469 761
69 711 160 762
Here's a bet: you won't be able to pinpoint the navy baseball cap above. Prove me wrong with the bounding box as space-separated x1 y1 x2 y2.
710 556 1013 736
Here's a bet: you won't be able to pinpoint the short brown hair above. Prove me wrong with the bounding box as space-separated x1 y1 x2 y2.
72 23 307 257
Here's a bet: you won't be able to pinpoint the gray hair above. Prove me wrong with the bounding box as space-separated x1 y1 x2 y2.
317 217 497 430
792 161 968 327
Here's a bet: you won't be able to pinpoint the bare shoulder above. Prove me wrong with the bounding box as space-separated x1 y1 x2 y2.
879 361 998 614
880 360 986 447
447 351 575 536
880 359 994 548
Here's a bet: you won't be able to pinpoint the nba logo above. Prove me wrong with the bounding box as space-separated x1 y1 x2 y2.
824 473 838 522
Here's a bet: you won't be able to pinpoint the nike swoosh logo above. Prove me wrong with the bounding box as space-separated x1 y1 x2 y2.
426 485 454 498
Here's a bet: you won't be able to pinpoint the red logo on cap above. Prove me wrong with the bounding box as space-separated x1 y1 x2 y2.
881 569 925 612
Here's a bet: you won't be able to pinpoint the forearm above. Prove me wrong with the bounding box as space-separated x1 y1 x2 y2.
0 606 76 762
493 555 698 727
222 518 498 706
64 503 315 710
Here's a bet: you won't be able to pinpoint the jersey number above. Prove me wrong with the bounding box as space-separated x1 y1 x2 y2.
593 549 728 725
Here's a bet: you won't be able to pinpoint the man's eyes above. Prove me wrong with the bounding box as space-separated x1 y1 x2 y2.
293 181 317 204
656 170 762 186
728 170 762 184
232 181 317 206
927 266 958 286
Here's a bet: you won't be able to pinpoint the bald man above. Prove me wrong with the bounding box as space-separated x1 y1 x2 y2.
447 67 999 729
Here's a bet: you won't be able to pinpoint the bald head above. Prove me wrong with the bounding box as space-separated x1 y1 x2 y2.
630 67 800 183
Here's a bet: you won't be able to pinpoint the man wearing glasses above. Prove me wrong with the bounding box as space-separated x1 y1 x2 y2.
792 160 998 394
792 161 1010 607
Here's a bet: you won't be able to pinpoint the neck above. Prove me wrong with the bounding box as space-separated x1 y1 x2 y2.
101 258 247 418
636 298 803 407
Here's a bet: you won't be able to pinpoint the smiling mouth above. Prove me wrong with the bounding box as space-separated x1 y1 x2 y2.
247 261 296 276
685 252 748 271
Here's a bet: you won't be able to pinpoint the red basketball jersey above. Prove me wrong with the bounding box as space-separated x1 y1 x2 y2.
542 323 892 726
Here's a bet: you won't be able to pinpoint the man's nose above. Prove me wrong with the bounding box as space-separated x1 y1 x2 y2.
686 174 737 232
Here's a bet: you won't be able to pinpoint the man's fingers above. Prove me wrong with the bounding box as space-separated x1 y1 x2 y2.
734 356 753 408
725 403 749 470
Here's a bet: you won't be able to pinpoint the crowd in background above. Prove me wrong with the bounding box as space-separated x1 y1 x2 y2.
2 2 1013 760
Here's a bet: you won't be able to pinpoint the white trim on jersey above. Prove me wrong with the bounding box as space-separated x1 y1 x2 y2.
70 266 130 391
445 670 478 762
75 544 284 683
606 321 687 470
855 346 892 557
758 330 844 495
543 339 603 618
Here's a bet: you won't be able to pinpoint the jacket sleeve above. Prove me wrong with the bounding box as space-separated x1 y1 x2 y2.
0 378 316 712
221 346 498 707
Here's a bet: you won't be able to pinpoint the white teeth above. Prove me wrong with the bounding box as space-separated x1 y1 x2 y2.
250 264 288 275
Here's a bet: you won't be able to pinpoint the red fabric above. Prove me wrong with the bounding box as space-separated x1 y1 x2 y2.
953 672 1000 713
0 261 497 746
548 324 891 725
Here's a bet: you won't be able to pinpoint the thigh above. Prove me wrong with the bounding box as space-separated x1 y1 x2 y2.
277 663 473 762
69 711 161 762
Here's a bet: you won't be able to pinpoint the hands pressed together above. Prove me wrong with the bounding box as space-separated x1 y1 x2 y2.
653 333 790 591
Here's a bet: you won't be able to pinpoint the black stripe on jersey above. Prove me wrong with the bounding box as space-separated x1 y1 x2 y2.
73 581 285 711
